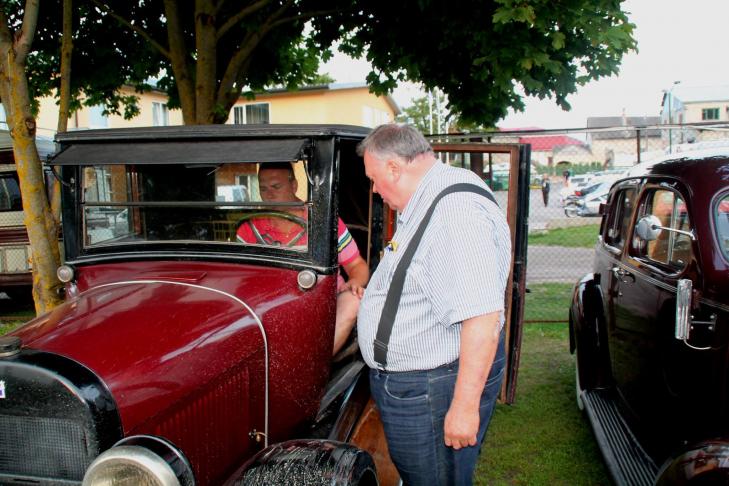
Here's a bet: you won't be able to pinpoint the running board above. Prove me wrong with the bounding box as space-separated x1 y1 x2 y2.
581 389 658 486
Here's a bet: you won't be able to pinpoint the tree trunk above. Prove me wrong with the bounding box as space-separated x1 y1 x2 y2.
0 2 62 314
0 55 62 314
52 0 74 227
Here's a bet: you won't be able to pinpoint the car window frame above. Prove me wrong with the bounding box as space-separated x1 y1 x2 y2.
601 180 639 254
712 188 729 263
629 183 694 275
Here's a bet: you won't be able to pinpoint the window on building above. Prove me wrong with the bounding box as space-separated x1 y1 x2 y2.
152 102 170 126
702 108 720 120
233 103 270 124
0 104 6 128
88 105 109 129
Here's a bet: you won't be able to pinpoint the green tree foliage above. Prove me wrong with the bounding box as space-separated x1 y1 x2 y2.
319 0 636 125
24 0 634 127
397 92 492 134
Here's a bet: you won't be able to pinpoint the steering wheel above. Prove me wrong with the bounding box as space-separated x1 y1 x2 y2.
235 211 307 247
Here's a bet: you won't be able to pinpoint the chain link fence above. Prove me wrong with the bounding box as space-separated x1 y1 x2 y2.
431 122 729 323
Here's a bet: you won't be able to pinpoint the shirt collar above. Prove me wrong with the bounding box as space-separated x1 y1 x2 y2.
398 161 445 225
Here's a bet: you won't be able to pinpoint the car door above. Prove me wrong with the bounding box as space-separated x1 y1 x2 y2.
613 183 723 453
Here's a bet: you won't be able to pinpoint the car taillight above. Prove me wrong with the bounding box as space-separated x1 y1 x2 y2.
575 191 583 196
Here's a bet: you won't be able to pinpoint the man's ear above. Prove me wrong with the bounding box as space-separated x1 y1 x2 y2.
386 159 401 181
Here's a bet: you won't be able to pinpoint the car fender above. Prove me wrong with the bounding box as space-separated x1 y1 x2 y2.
570 273 612 389
570 273 604 353
656 440 729 484
224 439 378 486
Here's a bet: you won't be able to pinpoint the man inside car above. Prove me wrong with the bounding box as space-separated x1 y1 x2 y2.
237 162 369 356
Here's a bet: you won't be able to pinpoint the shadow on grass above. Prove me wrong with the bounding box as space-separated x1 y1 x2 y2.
475 323 609 485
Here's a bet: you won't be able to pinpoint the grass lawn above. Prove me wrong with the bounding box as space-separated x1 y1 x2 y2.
476 323 609 485
529 224 600 248
0 305 35 335
524 282 573 323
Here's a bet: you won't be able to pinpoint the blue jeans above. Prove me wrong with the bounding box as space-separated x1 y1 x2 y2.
369 334 505 486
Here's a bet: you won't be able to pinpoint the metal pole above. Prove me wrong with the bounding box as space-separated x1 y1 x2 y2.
636 128 641 164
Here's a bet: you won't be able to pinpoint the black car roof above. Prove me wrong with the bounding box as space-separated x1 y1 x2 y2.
54 124 372 144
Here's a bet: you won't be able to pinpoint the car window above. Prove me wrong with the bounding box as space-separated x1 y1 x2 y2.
636 189 692 270
82 161 310 251
716 193 729 259
604 188 637 250
0 172 22 211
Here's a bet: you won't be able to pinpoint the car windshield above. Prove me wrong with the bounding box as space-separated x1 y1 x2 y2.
716 193 729 259
82 161 310 252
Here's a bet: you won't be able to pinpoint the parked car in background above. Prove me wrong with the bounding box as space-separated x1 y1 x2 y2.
0 125 528 485
0 130 57 301
563 181 612 218
570 148 729 484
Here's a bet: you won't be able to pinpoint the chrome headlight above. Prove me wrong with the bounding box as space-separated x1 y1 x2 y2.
83 436 194 486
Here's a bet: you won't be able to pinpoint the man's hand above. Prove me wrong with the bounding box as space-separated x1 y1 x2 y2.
444 403 480 450
339 280 365 298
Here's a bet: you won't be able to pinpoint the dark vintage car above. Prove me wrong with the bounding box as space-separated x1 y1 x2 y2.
570 148 729 485
0 125 529 485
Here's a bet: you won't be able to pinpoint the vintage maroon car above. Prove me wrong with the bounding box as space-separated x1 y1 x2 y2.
0 125 529 485
571 148 729 484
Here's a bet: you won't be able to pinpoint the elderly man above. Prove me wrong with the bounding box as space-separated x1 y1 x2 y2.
356 124 511 485
237 162 369 355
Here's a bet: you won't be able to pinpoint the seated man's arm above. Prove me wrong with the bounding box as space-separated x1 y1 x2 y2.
341 256 369 297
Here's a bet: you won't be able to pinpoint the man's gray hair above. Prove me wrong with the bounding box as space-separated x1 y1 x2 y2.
356 123 433 163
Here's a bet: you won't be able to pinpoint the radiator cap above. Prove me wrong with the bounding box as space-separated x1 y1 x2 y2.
0 336 21 357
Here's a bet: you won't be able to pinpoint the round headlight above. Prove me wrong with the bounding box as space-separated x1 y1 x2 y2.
57 265 75 283
83 446 180 486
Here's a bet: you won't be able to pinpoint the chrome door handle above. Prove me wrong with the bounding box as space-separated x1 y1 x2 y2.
611 266 635 283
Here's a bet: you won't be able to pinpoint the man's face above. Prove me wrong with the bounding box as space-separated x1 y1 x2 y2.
364 151 399 211
258 168 298 202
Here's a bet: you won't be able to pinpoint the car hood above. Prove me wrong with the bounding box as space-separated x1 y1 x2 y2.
10 269 283 431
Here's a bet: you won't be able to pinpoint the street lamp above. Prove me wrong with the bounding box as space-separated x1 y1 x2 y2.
667 80 681 153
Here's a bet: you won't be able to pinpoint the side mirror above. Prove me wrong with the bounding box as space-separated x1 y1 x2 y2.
675 278 692 340
635 215 662 241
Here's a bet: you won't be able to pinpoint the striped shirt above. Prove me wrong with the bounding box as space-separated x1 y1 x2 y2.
357 162 511 372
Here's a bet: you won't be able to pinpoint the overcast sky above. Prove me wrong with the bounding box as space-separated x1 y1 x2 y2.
322 0 729 129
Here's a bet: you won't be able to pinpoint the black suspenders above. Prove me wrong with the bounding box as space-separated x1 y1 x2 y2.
372 183 498 369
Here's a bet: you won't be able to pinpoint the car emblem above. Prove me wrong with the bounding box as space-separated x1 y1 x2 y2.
0 380 5 399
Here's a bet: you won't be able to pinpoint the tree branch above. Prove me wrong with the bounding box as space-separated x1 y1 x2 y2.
269 8 342 30
216 0 274 41
91 0 172 59
15 0 40 63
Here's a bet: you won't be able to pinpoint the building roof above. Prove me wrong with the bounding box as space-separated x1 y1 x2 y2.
517 134 585 151
258 82 401 115
586 116 661 139
672 84 729 104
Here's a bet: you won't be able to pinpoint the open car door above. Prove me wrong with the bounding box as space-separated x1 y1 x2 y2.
429 141 530 404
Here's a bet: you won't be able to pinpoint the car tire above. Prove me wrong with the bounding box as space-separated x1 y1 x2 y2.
238 439 378 486
564 204 579 218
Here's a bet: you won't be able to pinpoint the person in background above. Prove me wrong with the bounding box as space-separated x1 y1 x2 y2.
541 173 551 207
237 162 369 356
356 124 511 486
